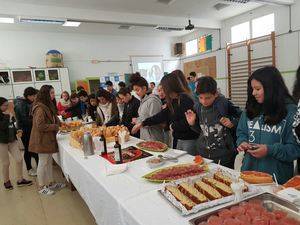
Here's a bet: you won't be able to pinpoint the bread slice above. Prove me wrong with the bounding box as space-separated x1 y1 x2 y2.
194 180 222 200
214 171 232 186
165 185 196 210
202 177 233 197
178 182 208 204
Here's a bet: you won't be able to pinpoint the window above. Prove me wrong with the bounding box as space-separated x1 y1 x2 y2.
231 21 250 43
185 39 198 56
252 13 274 38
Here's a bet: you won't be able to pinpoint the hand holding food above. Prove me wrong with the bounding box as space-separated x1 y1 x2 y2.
220 117 234 128
185 110 196 126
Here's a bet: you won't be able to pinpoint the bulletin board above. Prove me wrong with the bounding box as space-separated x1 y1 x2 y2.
183 56 216 78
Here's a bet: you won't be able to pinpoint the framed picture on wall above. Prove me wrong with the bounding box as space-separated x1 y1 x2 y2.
48 69 60 81
34 70 46 81
12 70 33 83
0 71 10 84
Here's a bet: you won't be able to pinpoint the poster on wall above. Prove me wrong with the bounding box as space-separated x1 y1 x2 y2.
131 56 164 83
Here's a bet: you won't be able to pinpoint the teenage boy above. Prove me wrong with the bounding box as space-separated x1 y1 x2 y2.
106 81 118 97
185 76 241 168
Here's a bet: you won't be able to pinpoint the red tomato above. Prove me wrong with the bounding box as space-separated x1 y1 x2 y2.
218 209 233 219
246 209 260 219
273 210 287 220
269 220 281 225
207 215 223 225
223 218 241 225
235 214 251 223
280 217 300 225
230 206 246 217
252 217 269 225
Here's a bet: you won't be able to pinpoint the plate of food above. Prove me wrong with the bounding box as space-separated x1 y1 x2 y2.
102 146 152 164
283 176 300 190
240 171 274 185
60 121 83 132
142 163 209 183
136 141 168 152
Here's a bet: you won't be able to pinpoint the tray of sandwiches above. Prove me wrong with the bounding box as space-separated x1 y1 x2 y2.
159 169 261 216
69 125 130 149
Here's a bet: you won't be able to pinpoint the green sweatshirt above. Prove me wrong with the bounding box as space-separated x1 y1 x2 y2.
237 103 300 184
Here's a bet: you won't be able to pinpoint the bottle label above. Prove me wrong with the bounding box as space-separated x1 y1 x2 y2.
114 148 120 162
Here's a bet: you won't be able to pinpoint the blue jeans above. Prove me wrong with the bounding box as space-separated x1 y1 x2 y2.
176 139 197 156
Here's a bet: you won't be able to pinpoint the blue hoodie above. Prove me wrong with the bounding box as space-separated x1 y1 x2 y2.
237 103 300 184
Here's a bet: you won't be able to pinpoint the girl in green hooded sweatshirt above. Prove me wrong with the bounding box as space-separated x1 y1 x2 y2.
237 66 300 184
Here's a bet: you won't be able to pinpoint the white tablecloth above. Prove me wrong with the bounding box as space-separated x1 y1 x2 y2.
53 134 257 225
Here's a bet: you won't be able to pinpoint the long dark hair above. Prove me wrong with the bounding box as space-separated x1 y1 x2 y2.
35 85 56 115
246 66 293 125
172 70 191 94
160 71 191 113
292 66 300 102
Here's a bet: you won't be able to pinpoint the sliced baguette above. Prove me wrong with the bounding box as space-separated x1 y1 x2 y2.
202 177 233 197
178 182 208 204
165 185 196 210
194 180 222 200
214 171 232 186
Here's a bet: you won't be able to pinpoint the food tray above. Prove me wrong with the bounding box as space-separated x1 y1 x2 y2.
189 192 300 224
158 168 262 216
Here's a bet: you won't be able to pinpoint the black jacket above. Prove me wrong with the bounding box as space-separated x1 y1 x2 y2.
143 93 199 140
66 102 82 119
0 113 16 144
87 104 97 121
14 98 33 132
121 96 140 132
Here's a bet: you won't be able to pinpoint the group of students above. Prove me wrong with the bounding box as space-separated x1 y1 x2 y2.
1 66 300 195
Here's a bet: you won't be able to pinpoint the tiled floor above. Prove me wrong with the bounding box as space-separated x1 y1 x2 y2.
0 158 97 225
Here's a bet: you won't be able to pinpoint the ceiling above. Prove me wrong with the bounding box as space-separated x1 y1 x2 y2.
0 0 272 37
3 0 262 20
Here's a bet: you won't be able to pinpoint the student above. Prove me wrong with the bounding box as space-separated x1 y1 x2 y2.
132 72 198 154
0 97 32 190
96 89 119 126
78 90 89 116
188 71 198 100
236 66 300 184
66 93 83 119
106 81 118 97
157 84 172 147
14 87 39 176
87 94 98 121
130 73 164 142
29 85 65 195
57 91 72 119
118 87 140 136
149 82 157 95
118 81 126 90
116 95 125 119
185 76 241 167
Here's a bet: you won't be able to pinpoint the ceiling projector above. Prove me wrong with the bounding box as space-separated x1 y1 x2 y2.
185 19 195 30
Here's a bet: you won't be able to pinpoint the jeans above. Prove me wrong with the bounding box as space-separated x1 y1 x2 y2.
176 139 197 156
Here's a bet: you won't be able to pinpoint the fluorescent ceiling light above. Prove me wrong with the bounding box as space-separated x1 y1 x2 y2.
19 18 64 25
0 17 14 24
63 21 81 27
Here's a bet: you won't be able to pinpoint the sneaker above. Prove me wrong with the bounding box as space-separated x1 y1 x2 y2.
49 182 66 191
4 181 13 190
38 186 55 196
28 169 37 177
17 179 33 187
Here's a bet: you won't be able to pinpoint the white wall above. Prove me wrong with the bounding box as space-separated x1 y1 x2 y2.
180 1 300 97
0 30 180 87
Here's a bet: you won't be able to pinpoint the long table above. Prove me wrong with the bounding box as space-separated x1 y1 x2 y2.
53 134 254 225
